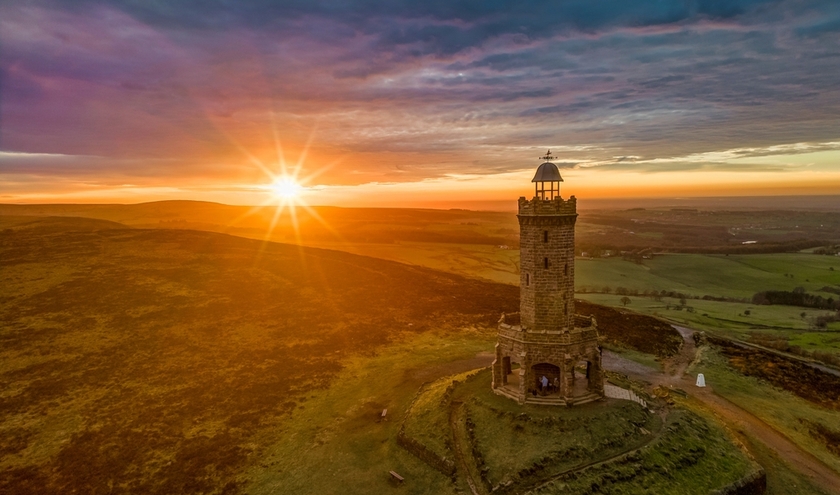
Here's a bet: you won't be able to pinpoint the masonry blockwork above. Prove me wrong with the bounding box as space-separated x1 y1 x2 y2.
491 179 604 406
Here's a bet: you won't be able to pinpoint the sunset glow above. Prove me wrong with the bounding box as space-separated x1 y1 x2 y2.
1 2 839 206
270 177 304 201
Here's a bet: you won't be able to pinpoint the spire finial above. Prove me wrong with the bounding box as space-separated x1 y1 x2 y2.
539 150 555 162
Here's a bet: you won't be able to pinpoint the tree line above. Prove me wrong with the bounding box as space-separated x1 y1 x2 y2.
751 287 839 310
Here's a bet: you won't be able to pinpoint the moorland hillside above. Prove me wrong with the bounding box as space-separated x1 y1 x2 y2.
1 219 518 494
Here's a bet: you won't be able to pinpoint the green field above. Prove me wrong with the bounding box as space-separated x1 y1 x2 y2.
307 241 840 356
315 239 840 338
307 242 840 302
577 293 840 356
576 254 840 299
3 206 839 494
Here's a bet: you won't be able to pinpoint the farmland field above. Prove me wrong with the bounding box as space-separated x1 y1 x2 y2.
577 293 840 355
577 254 840 299
308 244 840 302
302 239 840 356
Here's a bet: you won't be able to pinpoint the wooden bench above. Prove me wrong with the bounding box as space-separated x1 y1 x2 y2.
389 470 404 484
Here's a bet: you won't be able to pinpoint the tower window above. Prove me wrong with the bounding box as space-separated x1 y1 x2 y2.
564 263 568 276
544 257 549 269
543 231 548 243
525 273 530 286
564 302 568 315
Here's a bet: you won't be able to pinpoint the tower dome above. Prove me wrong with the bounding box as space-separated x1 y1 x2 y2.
532 150 564 200
531 161 563 183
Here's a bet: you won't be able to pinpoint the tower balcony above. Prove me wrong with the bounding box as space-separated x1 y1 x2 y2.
518 196 577 216
497 312 598 341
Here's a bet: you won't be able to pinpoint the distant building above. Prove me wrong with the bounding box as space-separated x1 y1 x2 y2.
491 151 605 406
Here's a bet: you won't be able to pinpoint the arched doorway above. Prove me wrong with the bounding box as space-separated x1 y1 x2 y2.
571 360 592 396
532 363 560 396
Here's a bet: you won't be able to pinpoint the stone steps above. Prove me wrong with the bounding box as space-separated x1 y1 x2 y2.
494 387 605 406
494 387 520 402
568 392 602 405
525 395 565 405
524 392 602 406
604 384 647 408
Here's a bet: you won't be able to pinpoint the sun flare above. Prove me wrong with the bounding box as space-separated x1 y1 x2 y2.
226 125 346 252
271 177 303 200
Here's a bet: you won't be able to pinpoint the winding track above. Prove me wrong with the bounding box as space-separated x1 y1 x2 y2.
635 326 840 495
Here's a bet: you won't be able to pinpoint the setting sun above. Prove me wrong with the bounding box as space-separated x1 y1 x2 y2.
271 177 303 200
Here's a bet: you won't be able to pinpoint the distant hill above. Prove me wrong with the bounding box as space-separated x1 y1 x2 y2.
3 199 839 253
0 222 517 494
0 201 519 245
0 215 129 232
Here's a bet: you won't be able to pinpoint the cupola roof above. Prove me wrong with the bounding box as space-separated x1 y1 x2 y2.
532 161 563 182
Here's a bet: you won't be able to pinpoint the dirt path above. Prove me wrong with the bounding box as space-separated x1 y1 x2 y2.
690 383 840 493
611 325 840 494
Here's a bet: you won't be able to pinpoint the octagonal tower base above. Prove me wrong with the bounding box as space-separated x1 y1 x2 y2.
492 313 604 406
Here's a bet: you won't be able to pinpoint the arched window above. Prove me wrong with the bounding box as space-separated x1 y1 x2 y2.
526 273 530 286
543 231 549 243
544 257 549 269
564 263 568 276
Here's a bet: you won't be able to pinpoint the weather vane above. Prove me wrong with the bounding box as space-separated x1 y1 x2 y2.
539 150 555 162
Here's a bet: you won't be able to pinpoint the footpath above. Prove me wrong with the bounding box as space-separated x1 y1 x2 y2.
622 325 840 495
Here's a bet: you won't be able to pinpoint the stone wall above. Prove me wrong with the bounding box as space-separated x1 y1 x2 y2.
396 429 456 476
710 468 766 495
396 381 457 476
518 196 577 331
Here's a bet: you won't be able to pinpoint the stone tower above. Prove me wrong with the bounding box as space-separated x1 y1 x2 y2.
492 151 604 405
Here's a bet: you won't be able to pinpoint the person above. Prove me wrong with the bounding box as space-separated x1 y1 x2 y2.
553 376 560 393
541 375 548 393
